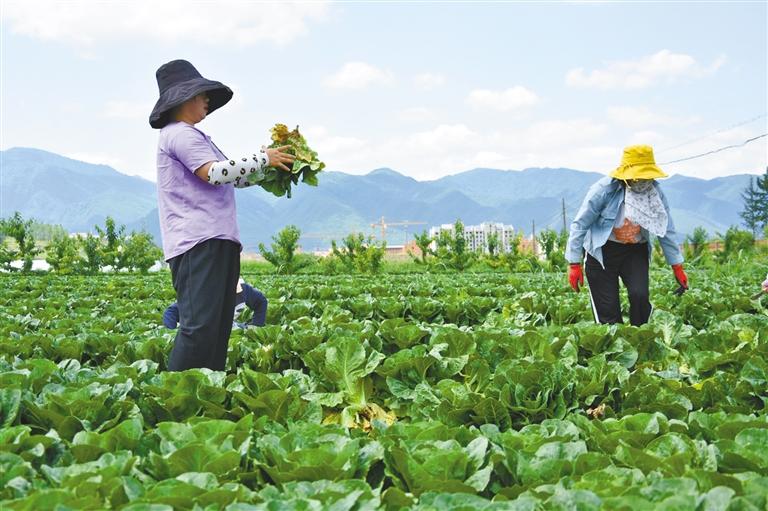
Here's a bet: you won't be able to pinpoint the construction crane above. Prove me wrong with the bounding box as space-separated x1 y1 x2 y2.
369 216 426 243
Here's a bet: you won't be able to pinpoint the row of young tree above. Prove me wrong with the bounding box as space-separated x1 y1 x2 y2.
409 220 567 272
6 214 757 277
256 221 570 274
258 225 387 274
258 218 765 275
0 212 162 274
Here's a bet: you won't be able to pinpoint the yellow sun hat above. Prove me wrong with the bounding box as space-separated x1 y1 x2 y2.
609 144 669 180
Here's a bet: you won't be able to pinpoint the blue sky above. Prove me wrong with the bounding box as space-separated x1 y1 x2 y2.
1 1 766 182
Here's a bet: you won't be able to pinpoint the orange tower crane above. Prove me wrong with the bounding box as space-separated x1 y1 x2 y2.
369 216 426 242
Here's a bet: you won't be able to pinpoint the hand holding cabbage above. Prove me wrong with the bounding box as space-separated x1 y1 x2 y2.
248 124 326 198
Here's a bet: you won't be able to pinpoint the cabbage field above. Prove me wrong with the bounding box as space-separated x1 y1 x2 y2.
1 268 767 510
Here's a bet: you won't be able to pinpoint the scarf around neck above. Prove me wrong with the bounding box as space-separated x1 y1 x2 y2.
623 180 668 237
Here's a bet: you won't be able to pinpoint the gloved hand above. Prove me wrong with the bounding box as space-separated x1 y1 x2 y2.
762 273 768 291
569 263 584 292
672 264 688 289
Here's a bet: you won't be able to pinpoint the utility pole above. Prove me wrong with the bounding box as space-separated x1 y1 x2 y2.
561 198 567 234
532 219 537 256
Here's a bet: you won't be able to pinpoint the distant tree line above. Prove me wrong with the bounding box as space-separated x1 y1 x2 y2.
0 212 162 274
409 219 567 272
258 225 387 274
256 216 766 276
740 167 768 238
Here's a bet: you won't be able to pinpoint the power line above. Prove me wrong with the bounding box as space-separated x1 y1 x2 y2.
533 204 572 233
656 113 767 154
659 133 767 165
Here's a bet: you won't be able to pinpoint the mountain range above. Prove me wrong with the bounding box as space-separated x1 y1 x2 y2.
0 147 753 251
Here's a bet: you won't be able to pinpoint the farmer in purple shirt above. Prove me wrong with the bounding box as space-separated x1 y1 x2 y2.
149 59 294 371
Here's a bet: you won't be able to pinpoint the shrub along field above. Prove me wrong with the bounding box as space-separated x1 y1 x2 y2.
0 265 767 510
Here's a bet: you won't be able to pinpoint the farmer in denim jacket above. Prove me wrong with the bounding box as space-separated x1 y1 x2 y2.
566 145 688 326
149 60 294 371
163 278 268 330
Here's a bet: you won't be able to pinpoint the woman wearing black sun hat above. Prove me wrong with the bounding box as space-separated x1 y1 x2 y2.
149 59 293 371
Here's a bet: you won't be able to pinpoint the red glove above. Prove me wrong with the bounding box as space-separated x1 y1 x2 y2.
569 263 584 292
672 264 688 289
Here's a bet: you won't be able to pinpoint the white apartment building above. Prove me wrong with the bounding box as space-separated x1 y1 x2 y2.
428 222 517 253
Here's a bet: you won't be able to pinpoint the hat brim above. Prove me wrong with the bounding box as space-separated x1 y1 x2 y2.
149 78 233 129
610 164 668 180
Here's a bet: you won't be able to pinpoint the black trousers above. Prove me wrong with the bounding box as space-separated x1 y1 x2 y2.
167 238 240 371
585 241 651 326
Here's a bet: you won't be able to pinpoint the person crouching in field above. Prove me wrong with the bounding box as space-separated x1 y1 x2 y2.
149 59 294 371
163 278 268 330
565 145 688 326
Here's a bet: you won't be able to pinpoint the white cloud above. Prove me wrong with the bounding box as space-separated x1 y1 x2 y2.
1 0 331 46
607 106 701 129
104 100 152 120
323 62 394 90
566 50 726 89
309 119 610 180
63 115 765 183
218 81 246 112
58 102 85 115
470 151 510 168
654 127 767 179
410 124 480 148
398 107 434 122
413 73 446 90
517 119 609 152
302 125 367 160
466 86 539 111
628 131 665 146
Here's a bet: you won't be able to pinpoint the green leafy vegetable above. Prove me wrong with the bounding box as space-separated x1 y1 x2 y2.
249 124 325 198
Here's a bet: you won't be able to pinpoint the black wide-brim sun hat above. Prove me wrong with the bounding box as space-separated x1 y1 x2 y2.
149 59 233 129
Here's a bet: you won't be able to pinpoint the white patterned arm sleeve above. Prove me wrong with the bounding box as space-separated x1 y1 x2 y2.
207 151 269 188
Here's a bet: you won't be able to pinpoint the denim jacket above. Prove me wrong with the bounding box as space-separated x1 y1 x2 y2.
566 176 684 268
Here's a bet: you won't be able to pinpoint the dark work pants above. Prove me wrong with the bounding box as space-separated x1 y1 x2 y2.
167 239 240 371
585 241 651 326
